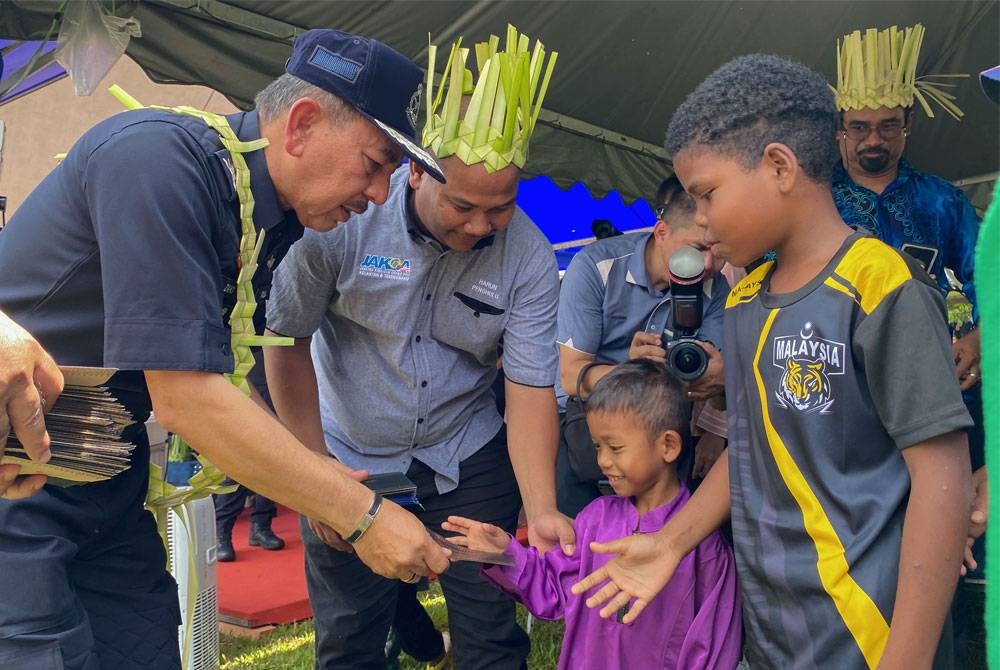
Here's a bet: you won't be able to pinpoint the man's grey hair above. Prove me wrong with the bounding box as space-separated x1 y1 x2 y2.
665 54 840 183
255 73 359 125
584 359 691 441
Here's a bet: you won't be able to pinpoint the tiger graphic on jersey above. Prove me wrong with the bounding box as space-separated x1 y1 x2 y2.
772 322 844 414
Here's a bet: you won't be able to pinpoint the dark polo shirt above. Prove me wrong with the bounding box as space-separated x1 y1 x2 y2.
0 108 302 418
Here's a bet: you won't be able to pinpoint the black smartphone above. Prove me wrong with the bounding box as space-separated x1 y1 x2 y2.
900 243 939 273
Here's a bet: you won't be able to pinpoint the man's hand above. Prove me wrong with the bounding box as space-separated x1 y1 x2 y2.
308 517 356 552
441 515 511 554
628 331 666 364
307 460 369 552
571 533 681 624
0 464 46 500
692 432 726 479
352 498 451 580
953 329 981 391
527 509 576 556
963 465 988 574
0 312 63 499
683 341 724 401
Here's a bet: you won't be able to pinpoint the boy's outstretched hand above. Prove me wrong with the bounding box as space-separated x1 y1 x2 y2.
570 534 681 624
442 515 511 554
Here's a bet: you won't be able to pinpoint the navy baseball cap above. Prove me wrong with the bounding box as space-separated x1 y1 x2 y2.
286 29 445 183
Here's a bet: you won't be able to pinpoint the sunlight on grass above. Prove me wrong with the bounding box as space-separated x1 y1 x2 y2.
220 621 315 670
220 636 311 669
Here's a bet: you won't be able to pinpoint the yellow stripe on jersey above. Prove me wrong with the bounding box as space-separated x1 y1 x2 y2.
823 276 860 304
726 261 773 309
833 238 913 315
753 309 889 668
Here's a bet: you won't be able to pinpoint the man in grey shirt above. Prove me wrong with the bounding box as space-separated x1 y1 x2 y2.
555 176 730 515
265 28 570 669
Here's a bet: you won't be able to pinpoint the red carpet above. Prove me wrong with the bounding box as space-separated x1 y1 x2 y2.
217 506 313 628
216 506 529 628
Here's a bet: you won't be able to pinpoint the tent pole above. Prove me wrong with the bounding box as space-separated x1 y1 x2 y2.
954 172 999 187
552 226 654 251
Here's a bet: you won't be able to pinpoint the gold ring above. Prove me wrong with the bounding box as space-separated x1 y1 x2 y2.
402 571 419 584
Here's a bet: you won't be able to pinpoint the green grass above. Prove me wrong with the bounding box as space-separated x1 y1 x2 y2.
220 620 315 670
219 581 564 669
221 580 987 669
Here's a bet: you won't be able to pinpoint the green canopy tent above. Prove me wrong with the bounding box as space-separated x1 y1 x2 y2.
1 1 999 663
0 0 996 206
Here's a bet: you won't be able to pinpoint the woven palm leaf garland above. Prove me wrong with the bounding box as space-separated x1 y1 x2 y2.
107 84 294 667
833 23 967 119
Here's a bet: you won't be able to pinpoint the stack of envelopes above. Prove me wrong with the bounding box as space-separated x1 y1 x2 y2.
2 367 135 486
363 472 421 510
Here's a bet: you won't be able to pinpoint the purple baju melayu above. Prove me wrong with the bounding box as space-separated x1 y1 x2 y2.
484 488 742 669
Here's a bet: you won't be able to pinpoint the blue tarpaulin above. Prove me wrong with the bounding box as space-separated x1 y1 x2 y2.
517 175 655 269
0 39 65 106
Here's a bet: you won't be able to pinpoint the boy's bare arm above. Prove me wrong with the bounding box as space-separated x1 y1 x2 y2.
879 431 971 669
572 449 731 623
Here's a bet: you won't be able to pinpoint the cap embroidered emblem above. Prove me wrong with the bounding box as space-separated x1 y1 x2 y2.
308 45 363 83
406 84 422 132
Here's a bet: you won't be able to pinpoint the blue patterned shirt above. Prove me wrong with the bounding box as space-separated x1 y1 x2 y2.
833 160 981 321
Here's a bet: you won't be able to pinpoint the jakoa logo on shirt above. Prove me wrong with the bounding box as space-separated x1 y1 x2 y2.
359 254 411 280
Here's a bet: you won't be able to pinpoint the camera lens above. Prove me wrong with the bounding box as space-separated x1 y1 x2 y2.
668 341 708 381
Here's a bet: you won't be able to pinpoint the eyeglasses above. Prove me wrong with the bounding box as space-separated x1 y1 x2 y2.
841 120 907 142
655 205 669 220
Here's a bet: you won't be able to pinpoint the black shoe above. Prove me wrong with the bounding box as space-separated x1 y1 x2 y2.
217 523 236 562
248 523 285 551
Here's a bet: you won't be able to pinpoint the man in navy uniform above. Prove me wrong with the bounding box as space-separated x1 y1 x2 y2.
0 29 450 669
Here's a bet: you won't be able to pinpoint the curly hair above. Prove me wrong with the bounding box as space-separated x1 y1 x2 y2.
584 359 691 441
665 54 840 182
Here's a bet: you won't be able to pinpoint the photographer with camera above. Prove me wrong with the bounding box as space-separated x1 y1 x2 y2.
556 176 729 517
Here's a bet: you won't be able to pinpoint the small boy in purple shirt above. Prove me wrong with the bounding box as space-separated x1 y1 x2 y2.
445 360 741 669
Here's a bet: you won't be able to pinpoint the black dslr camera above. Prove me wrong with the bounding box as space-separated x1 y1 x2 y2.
662 246 711 381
